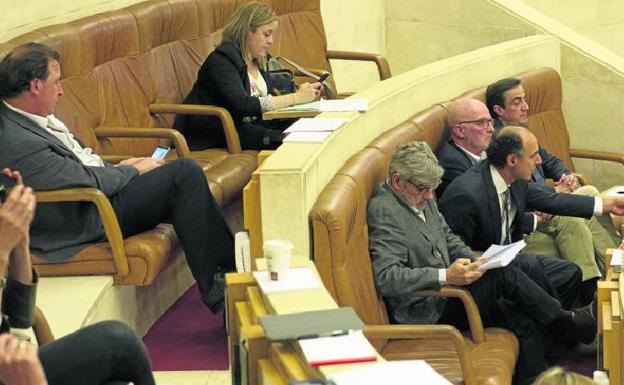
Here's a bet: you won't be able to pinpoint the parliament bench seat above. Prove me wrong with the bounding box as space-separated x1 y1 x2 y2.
0 0 386 285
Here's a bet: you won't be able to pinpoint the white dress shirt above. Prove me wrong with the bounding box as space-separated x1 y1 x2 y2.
3 101 104 167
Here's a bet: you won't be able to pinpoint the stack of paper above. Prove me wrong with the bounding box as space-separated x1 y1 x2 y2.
282 131 332 143
611 248 622 273
297 330 377 367
252 267 323 294
284 118 348 133
327 360 452 385
477 239 526 271
319 99 368 112
281 101 319 111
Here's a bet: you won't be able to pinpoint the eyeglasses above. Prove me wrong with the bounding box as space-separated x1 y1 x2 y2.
406 179 436 195
458 118 493 128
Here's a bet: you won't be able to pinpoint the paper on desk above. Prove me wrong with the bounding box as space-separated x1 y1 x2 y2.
477 239 526 271
283 131 332 143
611 249 622 273
297 330 377 367
252 267 323 294
284 118 348 133
327 360 452 385
281 101 319 111
319 99 368 112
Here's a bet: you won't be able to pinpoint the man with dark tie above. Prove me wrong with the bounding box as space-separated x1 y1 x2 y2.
368 141 599 385
437 98 605 304
439 127 624 309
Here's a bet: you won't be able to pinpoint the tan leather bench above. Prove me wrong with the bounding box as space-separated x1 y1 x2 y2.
310 147 518 385
0 0 375 285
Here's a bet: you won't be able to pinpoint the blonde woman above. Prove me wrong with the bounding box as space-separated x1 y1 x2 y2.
176 1 322 150
532 367 595 385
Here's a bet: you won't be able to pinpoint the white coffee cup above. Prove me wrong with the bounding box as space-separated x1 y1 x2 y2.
263 239 293 281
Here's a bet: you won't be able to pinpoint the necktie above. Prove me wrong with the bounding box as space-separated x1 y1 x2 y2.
502 189 512 245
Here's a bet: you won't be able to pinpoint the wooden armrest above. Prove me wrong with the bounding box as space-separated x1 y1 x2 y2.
570 148 624 165
413 287 485 343
34 188 128 276
94 127 191 158
325 50 391 80
149 103 241 154
364 324 476 385
33 306 54 346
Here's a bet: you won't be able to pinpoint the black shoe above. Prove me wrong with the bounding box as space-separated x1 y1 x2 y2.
203 271 225 314
571 301 597 344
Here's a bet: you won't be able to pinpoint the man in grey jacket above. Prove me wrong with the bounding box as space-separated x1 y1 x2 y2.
0 42 233 312
367 141 595 385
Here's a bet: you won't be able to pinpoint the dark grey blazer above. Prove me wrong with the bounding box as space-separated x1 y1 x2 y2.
438 160 594 252
367 182 475 325
0 104 138 261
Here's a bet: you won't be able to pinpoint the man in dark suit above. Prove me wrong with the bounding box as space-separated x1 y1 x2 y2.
437 98 603 304
486 78 621 296
439 127 624 305
0 42 233 312
368 141 597 385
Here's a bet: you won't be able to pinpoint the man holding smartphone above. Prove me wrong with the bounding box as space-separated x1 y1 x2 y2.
0 43 234 312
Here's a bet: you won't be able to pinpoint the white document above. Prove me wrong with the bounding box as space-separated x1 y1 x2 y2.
328 360 452 385
297 330 377 367
477 239 526 271
319 98 368 112
283 118 348 133
234 231 251 273
611 249 622 273
283 131 332 143
252 267 323 294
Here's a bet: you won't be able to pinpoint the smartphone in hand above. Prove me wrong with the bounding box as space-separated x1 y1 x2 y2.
0 174 16 203
151 145 170 160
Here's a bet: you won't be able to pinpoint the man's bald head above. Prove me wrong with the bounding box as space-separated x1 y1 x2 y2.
447 98 494 156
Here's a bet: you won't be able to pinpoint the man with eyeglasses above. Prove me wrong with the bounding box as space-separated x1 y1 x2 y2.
437 99 588 314
367 141 604 385
486 78 621 303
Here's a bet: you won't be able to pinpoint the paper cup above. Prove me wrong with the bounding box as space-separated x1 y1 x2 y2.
264 240 293 280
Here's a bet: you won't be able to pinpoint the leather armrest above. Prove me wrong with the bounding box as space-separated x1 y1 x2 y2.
413 286 485 343
363 324 476 385
94 126 191 158
33 306 54 345
149 103 241 154
325 50 391 80
34 188 128 276
570 148 624 166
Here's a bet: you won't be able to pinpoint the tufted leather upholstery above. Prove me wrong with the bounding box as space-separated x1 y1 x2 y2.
0 0 338 285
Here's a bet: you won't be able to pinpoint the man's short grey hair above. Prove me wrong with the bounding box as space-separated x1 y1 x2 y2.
389 141 444 187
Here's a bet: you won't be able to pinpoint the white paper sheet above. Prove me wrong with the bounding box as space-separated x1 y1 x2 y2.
283 131 332 143
318 98 368 112
283 118 348 133
252 267 323 294
297 330 377 367
477 239 526 271
328 360 452 385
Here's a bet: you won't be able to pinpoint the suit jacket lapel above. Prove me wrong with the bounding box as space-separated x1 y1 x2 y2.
480 162 503 243
450 140 477 166
384 182 437 246
0 104 76 156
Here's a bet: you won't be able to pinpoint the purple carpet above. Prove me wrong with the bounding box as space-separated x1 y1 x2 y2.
143 285 228 371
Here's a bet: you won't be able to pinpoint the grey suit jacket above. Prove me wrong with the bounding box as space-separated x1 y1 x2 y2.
367 182 475 325
0 104 138 261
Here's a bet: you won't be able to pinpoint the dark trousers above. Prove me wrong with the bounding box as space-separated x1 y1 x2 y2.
438 265 563 385
109 158 234 305
40 321 155 385
512 253 582 310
